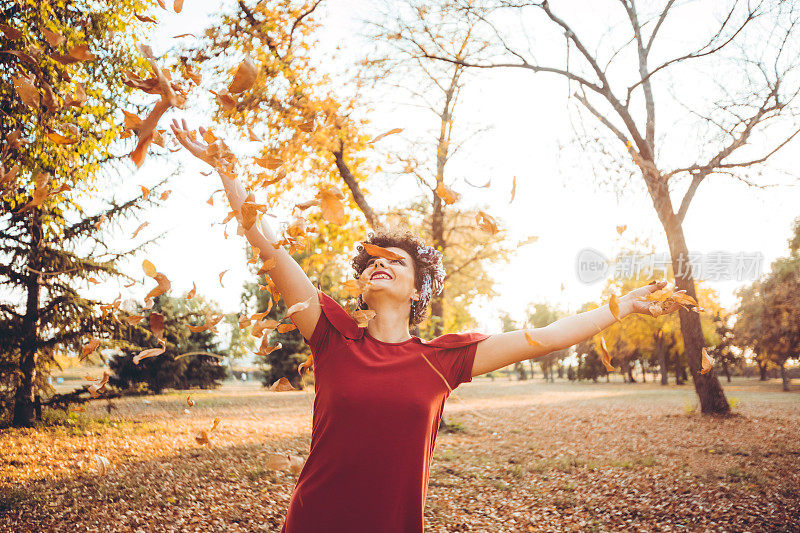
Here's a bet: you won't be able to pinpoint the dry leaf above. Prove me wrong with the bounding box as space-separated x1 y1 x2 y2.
277 323 297 333
68 44 95 61
509 176 517 204
13 75 39 108
80 337 101 361
142 259 157 278
0 24 24 40
269 377 297 392
368 127 402 144
361 242 403 260
616 225 627 235
609 294 620 322
149 312 165 340
124 314 146 325
435 182 458 205
598 336 618 372
701 347 714 375
186 281 196 299
475 211 498 235
219 269 228 287
41 27 64 47
187 310 223 333
133 338 166 364
524 331 543 347
317 188 346 225
187 395 195 407
351 309 376 328
88 371 109 398
285 296 314 317
174 0 184 13
131 221 149 239
298 353 314 375
342 278 371 298
145 272 171 299
228 55 258 94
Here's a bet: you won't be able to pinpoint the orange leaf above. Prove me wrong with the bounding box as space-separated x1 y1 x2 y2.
124 314 145 325
475 211 498 235
285 296 314 317
12 75 39 108
135 12 157 23
142 259 157 278
257 257 277 275
133 338 166 364
228 55 258 94
700 347 714 375
341 278 371 297
298 353 314 375
616 225 627 235
186 395 194 407
277 323 297 333
317 188 346 225
435 182 458 205
174 0 184 13
269 377 297 392
524 331 543 347
0 24 24 40
368 127 402 144
219 269 228 287
41 27 64 47
131 221 149 239
68 44 95 61
186 281 196 299
609 294 620 322
351 309 376 328
361 242 403 260
149 312 165 340
80 337 101 361
145 272 171 299
598 336 618 372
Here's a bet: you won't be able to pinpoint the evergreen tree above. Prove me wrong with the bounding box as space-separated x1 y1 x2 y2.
0 0 161 427
109 295 227 394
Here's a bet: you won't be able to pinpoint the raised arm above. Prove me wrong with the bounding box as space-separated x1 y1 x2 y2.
170 119 321 341
471 281 678 377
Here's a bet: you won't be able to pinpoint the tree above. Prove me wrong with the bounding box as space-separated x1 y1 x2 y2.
109 295 228 394
526 302 567 382
419 0 800 413
0 0 163 426
735 217 800 391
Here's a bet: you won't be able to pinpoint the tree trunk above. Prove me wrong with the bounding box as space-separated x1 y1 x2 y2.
641 360 647 383
780 362 790 391
514 362 527 380
759 360 768 381
626 360 636 383
652 175 730 413
657 335 669 385
12 211 43 427
721 360 731 383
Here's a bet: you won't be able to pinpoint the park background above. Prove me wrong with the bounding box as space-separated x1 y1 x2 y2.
1 0 799 531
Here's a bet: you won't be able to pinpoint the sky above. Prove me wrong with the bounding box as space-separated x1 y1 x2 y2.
40 0 800 340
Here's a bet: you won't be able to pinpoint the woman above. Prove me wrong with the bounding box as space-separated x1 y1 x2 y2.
170 119 678 532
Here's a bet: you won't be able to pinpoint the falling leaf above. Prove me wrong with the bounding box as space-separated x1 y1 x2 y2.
285 296 314 317
435 182 458 205
142 259 157 278
269 377 297 392
228 55 258 94
88 371 109 398
124 314 146 325
174 0 184 13
609 294 620 322
145 272 171 299
298 353 314 375
149 312 165 340
509 176 517 204
80 337 101 361
277 323 297 333
524 331 543 347
701 347 714 375
598 336 618 372
40 27 64 47
317 188 346 225
46 132 78 145
187 310 223 333
64 83 87 107
210 89 236 110
368 127 402 144
186 282 196 299
131 221 149 239
475 211 498 235
71 405 85 412
13 75 39 108
88 277 101 284
465 177 491 188
342 278 371 298
135 12 157 23
131 100 171 167
255 341 282 356
219 269 228 287
133 338 166 364
68 44 95 61
254 156 283 169
298 119 314 133
257 257 277 275
361 242 404 261
0 24 24 40
94 214 107 230
616 225 627 235
351 309 376 327
159 190 171 200
248 127 262 141
187 395 195 407
140 185 150 199
91 454 111 475
251 318 280 338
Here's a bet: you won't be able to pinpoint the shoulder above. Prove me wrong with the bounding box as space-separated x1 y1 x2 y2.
316 289 364 341
419 331 491 350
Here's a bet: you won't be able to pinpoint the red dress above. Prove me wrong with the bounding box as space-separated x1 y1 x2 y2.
281 289 490 533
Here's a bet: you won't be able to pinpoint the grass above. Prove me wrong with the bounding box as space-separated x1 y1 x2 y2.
1 377 798 532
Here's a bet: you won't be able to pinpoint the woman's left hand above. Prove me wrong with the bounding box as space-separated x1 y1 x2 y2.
621 280 683 317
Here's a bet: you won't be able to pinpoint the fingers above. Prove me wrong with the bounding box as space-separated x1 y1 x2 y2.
182 118 189 130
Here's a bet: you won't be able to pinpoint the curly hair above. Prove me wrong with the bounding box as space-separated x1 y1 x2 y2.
351 226 445 327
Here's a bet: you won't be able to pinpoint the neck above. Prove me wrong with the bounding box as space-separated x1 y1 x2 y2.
364 296 413 344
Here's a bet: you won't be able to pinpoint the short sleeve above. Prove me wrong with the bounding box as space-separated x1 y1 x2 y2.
428 332 491 390
302 289 364 356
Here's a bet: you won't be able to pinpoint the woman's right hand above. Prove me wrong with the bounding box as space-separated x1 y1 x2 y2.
170 118 214 166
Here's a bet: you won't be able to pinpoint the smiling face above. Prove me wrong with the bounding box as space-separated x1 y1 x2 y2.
359 246 420 310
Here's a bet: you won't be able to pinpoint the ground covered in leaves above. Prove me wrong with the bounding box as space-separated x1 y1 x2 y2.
1 378 798 532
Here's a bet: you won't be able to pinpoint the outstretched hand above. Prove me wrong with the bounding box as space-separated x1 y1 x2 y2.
622 280 683 317
170 118 213 165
